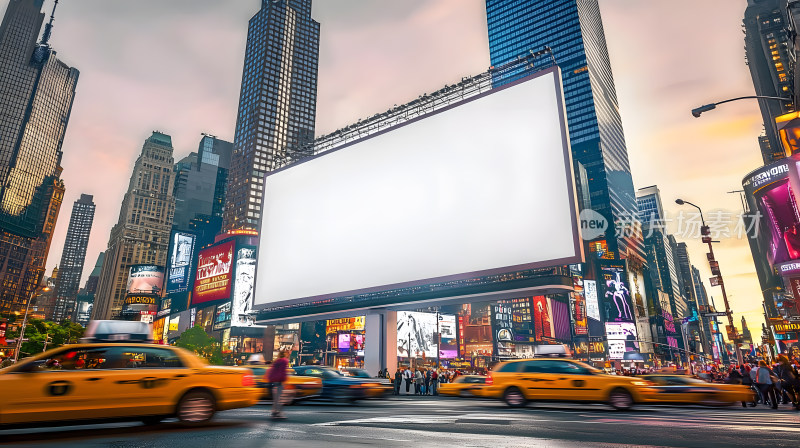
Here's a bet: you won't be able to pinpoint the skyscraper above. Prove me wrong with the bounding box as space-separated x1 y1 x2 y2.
223 0 320 232
172 135 232 231
92 132 175 320
53 194 95 322
0 0 78 316
744 0 797 161
486 0 642 262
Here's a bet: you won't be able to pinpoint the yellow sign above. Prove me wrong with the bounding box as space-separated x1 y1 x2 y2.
774 322 800 333
125 295 157 305
326 316 365 333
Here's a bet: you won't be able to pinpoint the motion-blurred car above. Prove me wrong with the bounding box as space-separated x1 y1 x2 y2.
292 366 389 401
341 368 372 379
0 343 260 428
439 375 488 398
483 358 659 410
249 365 322 403
641 374 755 406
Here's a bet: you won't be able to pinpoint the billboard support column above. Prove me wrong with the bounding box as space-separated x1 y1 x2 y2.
364 311 397 376
263 326 276 362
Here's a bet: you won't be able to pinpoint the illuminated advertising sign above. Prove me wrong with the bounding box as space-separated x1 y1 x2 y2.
397 311 438 358
193 241 234 305
127 265 164 295
326 316 365 333
533 296 554 341
584 280 600 321
166 231 197 294
231 246 257 327
124 295 158 306
605 322 638 360
511 297 535 343
570 265 588 336
599 262 634 323
438 314 458 358
338 333 351 353
214 301 231 330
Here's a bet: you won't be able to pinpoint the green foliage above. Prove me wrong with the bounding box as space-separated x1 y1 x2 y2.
4 319 85 356
174 326 223 365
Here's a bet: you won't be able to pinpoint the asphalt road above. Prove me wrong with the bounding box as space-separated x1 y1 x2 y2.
2 396 799 447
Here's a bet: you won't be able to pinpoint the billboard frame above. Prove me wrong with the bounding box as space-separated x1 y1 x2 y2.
253 65 582 312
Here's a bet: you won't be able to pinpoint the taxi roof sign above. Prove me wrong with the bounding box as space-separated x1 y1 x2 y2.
81 320 153 343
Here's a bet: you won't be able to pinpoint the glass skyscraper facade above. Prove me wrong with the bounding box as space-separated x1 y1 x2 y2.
53 194 95 322
223 0 319 232
172 135 232 231
486 0 642 262
0 0 78 316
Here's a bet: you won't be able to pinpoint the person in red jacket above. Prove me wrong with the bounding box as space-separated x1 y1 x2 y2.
268 351 289 419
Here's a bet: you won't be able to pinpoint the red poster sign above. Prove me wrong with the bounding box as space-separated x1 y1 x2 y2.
193 241 235 305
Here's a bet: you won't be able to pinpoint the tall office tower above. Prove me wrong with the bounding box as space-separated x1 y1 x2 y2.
92 132 175 320
72 251 103 325
172 135 232 230
223 0 320 232
53 194 95 321
486 0 642 262
636 186 666 226
83 251 104 295
744 0 797 161
672 242 697 311
0 0 78 316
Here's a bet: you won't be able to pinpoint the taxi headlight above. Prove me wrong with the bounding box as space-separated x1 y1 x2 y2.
631 381 649 386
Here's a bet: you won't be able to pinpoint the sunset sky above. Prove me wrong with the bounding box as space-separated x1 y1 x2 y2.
2 0 767 332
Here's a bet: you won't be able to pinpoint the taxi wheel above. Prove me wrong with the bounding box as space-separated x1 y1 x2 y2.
503 387 527 408
176 390 216 425
608 388 633 411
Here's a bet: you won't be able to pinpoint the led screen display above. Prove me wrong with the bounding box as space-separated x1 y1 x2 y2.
255 67 580 307
231 246 257 327
397 311 438 358
166 231 196 294
127 265 164 295
606 322 639 360
599 262 634 323
193 241 235 305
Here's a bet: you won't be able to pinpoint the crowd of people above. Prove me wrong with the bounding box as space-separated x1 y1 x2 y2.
380 367 467 395
726 355 800 410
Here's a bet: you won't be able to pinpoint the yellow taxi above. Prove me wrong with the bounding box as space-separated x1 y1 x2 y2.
641 374 755 406
483 358 659 410
0 323 260 428
439 375 488 398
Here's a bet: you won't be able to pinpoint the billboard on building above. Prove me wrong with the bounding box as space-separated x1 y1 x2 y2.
127 265 164 295
326 316 365 333
193 240 234 305
584 280 600 321
438 314 458 358
214 301 232 330
255 67 581 309
397 311 438 358
570 264 588 336
743 157 800 267
166 231 197 294
599 262 634 323
231 246 257 327
606 322 638 360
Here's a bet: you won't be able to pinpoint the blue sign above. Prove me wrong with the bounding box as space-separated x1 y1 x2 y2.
165 231 197 294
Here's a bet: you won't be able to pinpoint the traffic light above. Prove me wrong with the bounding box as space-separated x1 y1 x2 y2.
701 226 710 236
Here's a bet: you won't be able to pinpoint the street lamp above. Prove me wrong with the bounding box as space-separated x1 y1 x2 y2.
13 285 50 362
691 95 793 118
675 198 743 365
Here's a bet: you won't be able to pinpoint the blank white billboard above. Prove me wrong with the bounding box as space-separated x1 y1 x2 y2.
255 67 581 307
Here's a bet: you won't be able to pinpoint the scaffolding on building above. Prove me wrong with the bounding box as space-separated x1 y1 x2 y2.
275 47 556 169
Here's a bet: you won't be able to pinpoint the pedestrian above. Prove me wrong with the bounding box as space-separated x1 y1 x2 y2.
415 369 423 395
403 367 413 394
740 364 756 407
393 368 402 395
431 369 439 395
775 355 800 409
756 360 779 409
268 350 289 419
424 368 431 395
